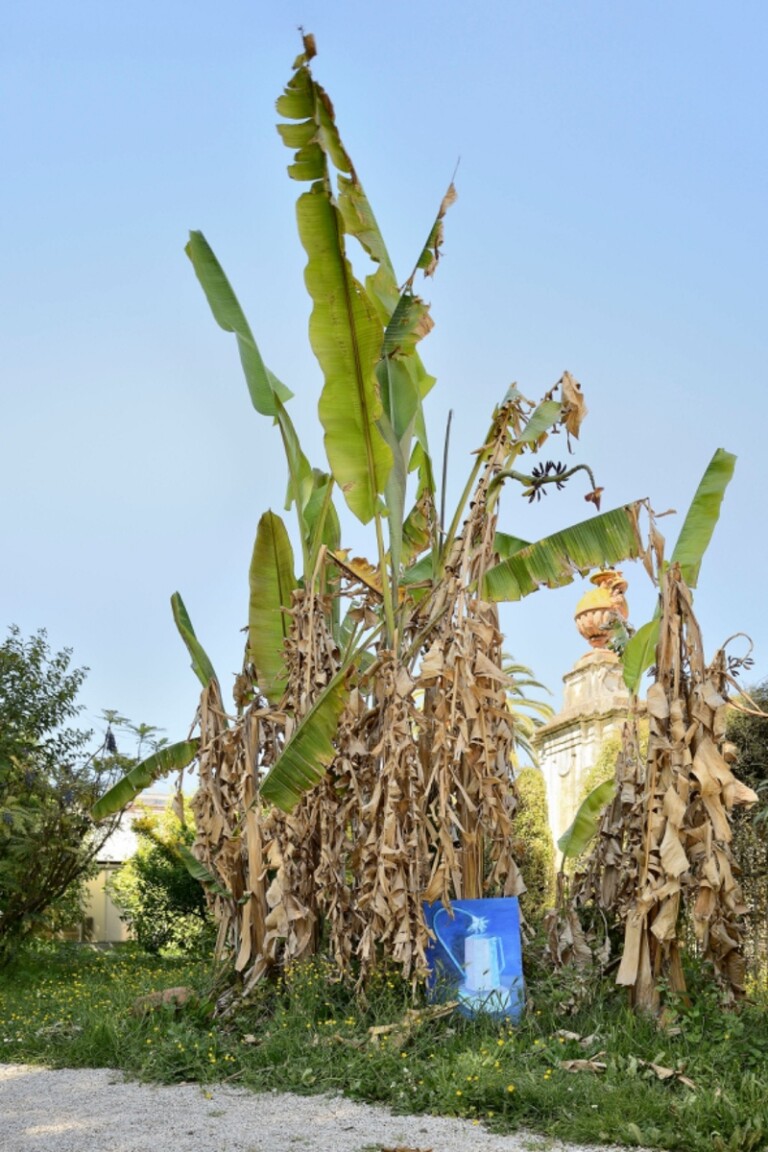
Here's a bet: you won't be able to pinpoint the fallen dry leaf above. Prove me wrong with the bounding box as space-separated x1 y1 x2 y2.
637 1058 696 1090
560 1057 607 1073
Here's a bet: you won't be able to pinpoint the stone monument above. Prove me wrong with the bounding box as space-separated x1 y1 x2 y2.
532 570 638 844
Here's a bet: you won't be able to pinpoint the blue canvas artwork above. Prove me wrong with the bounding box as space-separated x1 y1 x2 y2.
423 897 524 1022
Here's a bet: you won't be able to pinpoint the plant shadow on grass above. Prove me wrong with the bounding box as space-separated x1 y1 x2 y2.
3 942 768 1152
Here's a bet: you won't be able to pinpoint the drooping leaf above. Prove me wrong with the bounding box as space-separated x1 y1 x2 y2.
483 503 646 602
171 592 218 689
557 778 617 859
669 448 736 588
178 845 231 898
276 395 315 516
249 512 297 704
515 399 563 448
406 181 458 283
401 489 435 567
620 449 735 693
622 618 660 695
273 397 341 577
304 471 341 553
91 740 200 821
337 172 399 315
186 229 326 574
400 552 434 587
260 669 350 812
185 231 292 416
377 354 420 448
560 372 588 439
382 293 434 359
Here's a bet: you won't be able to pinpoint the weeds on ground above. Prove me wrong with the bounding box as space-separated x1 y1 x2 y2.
2 942 768 1152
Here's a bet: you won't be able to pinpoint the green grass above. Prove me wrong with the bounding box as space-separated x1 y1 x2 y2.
2 942 768 1151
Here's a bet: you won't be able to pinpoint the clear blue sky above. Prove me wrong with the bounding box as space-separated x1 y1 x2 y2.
3 1 767 753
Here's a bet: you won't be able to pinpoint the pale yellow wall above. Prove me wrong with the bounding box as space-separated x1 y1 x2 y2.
533 650 635 844
83 866 132 943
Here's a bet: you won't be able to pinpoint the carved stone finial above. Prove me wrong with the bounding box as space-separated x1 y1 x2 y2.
574 569 629 649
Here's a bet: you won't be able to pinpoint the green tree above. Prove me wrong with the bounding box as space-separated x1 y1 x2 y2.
726 682 768 976
727 680 768 802
0 627 122 962
109 799 211 954
512 768 555 921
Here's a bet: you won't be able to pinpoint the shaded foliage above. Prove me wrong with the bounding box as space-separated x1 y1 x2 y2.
727 682 768 979
727 679 768 799
0 627 121 962
512 768 555 922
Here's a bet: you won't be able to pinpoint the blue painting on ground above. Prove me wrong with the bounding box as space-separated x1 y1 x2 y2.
423 897 524 1022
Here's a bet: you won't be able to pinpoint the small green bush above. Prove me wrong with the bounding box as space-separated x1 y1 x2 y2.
109 800 212 955
512 768 555 921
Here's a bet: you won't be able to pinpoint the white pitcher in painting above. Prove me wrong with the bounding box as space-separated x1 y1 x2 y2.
463 916 505 992
433 908 512 1013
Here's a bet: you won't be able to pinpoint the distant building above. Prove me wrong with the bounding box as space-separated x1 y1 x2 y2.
532 570 643 845
80 794 169 943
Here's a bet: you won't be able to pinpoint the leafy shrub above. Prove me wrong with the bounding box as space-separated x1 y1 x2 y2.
109 799 212 955
512 767 555 921
0 627 122 962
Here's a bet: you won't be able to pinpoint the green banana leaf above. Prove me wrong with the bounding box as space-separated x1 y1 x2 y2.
494 532 532 559
380 184 455 478
304 471 341 552
483 503 645 602
337 172 399 313
372 190 456 578
298 186 392 525
277 52 439 548
622 448 736 693
408 181 457 281
92 740 200 821
557 778 616 859
185 231 292 417
278 59 392 526
187 230 339 574
669 447 736 588
377 406 408 586
515 399 563 447
248 512 297 705
400 552 434 587
178 845 231 899
260 669 350 813
622 618 660 696
171 592 218 689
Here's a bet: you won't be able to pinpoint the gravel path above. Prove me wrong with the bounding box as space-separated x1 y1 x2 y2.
1 1063 655 1152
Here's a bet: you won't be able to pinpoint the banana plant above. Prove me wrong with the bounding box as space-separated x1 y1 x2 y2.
547 449 737 865
557 778 618 865
92 40 742 993
622 447 736 694
97 35 675 822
